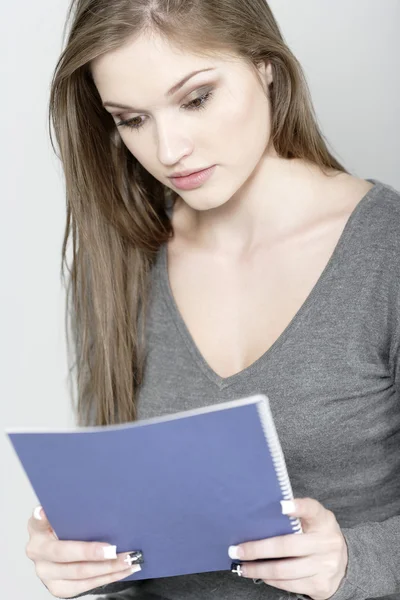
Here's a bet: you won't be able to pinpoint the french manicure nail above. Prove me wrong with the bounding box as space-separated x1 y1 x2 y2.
281 500 296 515
228 545 243 559
33 506 43 520
130 564 142 573
102 545 117 559
231 562 244 576
124 551 144 566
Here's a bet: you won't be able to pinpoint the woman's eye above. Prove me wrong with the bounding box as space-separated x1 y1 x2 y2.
116 89 215 132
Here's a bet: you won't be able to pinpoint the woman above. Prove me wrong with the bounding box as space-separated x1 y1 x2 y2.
25 1 400 599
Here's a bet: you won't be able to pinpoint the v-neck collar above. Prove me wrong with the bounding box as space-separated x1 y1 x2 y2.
157 179 384 390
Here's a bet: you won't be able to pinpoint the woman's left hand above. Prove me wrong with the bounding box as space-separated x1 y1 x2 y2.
229 497 349 600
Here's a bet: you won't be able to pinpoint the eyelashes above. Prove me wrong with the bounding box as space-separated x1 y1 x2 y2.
116 89 215 132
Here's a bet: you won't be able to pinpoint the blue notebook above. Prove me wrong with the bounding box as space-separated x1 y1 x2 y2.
6 394 302 582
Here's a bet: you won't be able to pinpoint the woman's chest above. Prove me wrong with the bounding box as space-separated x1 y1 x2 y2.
166 212 353 380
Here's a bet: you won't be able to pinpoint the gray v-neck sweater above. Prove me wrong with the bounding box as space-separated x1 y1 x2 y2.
70 178 400 600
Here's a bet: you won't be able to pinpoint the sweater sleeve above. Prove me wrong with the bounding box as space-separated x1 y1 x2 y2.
295 208 400 600
294 210 400 600
62 579 146 598
296 517 400 600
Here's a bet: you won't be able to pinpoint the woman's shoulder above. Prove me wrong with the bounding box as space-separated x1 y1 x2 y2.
353 178 400 267
364 177 400 233
337 175 400 236
336 174 399 215
371 177 400 205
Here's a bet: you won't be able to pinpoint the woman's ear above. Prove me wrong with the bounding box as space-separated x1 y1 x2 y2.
265 62 274 87
256 60 274 94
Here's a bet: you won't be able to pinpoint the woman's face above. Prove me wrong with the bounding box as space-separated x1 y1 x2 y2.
92 32 275 212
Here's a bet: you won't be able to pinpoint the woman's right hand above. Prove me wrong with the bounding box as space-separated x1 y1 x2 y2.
25 505 141 599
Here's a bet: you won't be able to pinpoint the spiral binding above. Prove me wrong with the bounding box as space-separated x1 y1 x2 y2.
252 396 303 586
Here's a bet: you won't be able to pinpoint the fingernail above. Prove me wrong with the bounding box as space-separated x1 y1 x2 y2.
281 500 296 515
33 506 43 520
231 562 244 576
228 545 244 559
102 545 117 559
124 551 144 566
130 564 142 573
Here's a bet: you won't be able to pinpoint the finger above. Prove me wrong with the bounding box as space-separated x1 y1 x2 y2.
26 534 122 564
35 551 144 581
285 498 337 534
46 564 141 599
28 506 58 540
27 506 123 564
231 531 321 561
237 556 317 581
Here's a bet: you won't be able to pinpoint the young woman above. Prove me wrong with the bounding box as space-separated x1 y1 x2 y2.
25 1 400 600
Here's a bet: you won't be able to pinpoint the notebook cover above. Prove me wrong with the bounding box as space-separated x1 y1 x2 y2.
6 394 298 581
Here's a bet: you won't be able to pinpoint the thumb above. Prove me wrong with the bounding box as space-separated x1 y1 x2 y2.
32 505 59 539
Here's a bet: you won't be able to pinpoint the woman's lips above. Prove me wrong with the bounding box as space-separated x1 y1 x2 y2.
170 165 216 190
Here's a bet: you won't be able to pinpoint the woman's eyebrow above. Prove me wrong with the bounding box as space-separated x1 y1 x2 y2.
103 67 216 111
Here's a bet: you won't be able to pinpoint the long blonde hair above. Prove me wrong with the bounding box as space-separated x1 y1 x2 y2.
49 0 349 427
